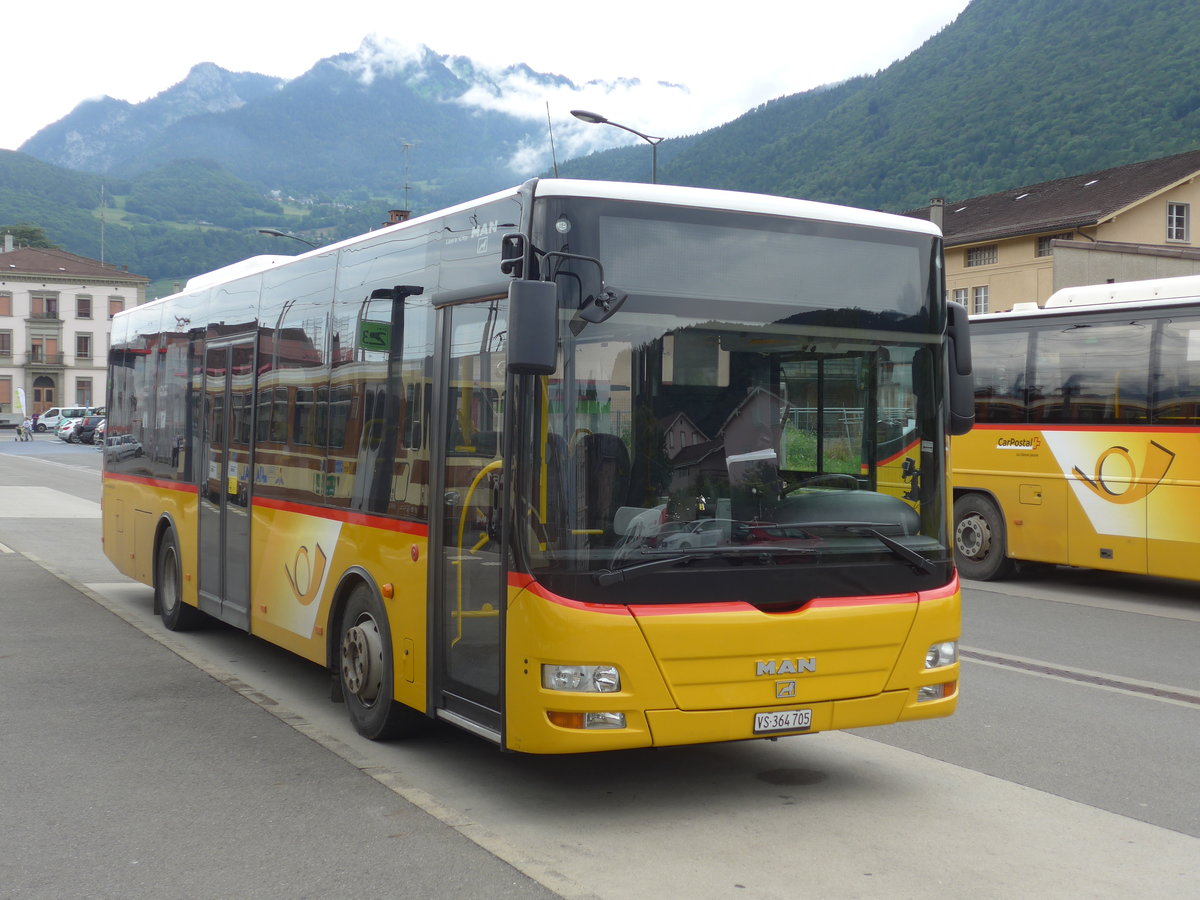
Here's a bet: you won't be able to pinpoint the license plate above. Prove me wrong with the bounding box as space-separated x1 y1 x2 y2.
754 708 812 734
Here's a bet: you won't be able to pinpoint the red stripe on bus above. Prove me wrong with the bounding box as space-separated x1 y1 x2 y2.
509 572 958 615
252 495 428 536
103 472 198 494
509 575 633 615
876 439 922 466
969 423 1198 435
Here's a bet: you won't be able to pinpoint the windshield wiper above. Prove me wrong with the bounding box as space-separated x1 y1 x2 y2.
852 528 937 575
593 554 695 586
775 520 938 575
594 546 818 586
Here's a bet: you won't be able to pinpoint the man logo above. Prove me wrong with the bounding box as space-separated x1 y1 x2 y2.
756 658 816 676
776 681 797 699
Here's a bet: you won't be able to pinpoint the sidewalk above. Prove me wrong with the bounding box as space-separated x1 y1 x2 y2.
0 551 556 900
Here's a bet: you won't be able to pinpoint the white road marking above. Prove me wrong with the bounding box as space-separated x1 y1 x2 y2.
0 486 101 518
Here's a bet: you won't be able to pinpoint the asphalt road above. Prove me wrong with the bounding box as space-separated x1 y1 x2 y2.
1 433 1196 898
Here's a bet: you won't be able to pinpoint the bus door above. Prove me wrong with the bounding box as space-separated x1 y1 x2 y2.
197 338 256 630
430 299 508 740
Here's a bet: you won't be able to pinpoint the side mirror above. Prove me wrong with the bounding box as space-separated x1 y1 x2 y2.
569 286 629 336
507 280 559 376
946 300 974 435
500 233 526 278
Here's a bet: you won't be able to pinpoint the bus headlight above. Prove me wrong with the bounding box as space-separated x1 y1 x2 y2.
925 641 958 669
542 664 621 693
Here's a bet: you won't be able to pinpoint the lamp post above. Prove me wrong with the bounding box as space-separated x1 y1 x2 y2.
257 228 318 249
571 109 664 184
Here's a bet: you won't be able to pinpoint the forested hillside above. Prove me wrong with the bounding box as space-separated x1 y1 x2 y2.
564 0 1200 212
0 149 384 289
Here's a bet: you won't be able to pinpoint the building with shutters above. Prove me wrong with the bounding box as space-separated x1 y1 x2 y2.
0 235 148 422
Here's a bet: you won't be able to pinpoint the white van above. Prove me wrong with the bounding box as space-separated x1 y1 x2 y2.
36 406 98 432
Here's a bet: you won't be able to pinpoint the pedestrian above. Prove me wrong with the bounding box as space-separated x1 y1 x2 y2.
21 416 33 441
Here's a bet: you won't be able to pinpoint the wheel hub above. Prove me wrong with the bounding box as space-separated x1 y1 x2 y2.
955 513 991 560
341 617 383 703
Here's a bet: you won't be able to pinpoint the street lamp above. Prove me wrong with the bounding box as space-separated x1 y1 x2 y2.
257 228 318 249
571 109 664 184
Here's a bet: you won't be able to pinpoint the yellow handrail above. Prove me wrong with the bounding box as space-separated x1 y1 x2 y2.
452 458 503 645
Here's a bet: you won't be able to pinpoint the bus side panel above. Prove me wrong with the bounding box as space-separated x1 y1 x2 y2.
101 475 200 607
1041 430 1158 575
248 503 430 716
101 478 133 580
248 502 341 664
952 426 1071 564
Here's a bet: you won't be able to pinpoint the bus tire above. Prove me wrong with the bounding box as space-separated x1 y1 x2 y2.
157 529 206 630
953 493 1014 581
336 583 423 740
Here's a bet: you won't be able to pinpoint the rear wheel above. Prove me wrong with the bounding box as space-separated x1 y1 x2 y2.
953 493 1014 581
157 529 206 630
337 584 424 740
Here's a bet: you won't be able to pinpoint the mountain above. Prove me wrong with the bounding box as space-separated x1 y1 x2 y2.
22 63 285 174
9 0 1200 289
21 40 596 208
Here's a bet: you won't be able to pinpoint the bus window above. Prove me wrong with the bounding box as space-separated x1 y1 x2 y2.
972 330 1029 423
1032 322 1150 424
1154 316 1200 425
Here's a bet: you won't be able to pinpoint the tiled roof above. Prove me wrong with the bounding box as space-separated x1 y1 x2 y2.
0 246 148 282
906 148 1200 247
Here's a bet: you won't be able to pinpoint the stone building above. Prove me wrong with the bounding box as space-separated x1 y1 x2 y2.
0 235 148 420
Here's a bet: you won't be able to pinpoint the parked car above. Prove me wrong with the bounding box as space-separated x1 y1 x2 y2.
93 418 107 448
658 518 751 550
68 415 106 443
36 406 98 433
57 418 79 441
104 434 144 461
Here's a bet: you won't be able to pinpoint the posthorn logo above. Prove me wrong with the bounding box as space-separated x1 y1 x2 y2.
1072 441 1175 504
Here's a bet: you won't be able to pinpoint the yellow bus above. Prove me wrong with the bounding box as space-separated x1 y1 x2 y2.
953 273 1200 581
103 179 972 753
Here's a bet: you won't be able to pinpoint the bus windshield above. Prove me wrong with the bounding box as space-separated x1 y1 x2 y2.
517 197 952 606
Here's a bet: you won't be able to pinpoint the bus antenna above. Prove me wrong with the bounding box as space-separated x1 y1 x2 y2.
546 103 560 177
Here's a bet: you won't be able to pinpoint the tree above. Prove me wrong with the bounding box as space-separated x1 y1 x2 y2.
0 224 59 249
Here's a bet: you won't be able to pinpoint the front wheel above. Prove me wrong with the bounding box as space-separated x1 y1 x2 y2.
953 493 1014 581
336 584 424 740
156 529 206 630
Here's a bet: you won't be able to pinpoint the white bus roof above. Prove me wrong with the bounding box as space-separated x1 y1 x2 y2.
146 179 938 309
183 254 295 291
972 273 1200 323
534 179 942 236
1044 273 1200 308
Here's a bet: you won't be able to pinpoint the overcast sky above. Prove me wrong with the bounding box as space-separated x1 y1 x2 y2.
4 0 971 157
